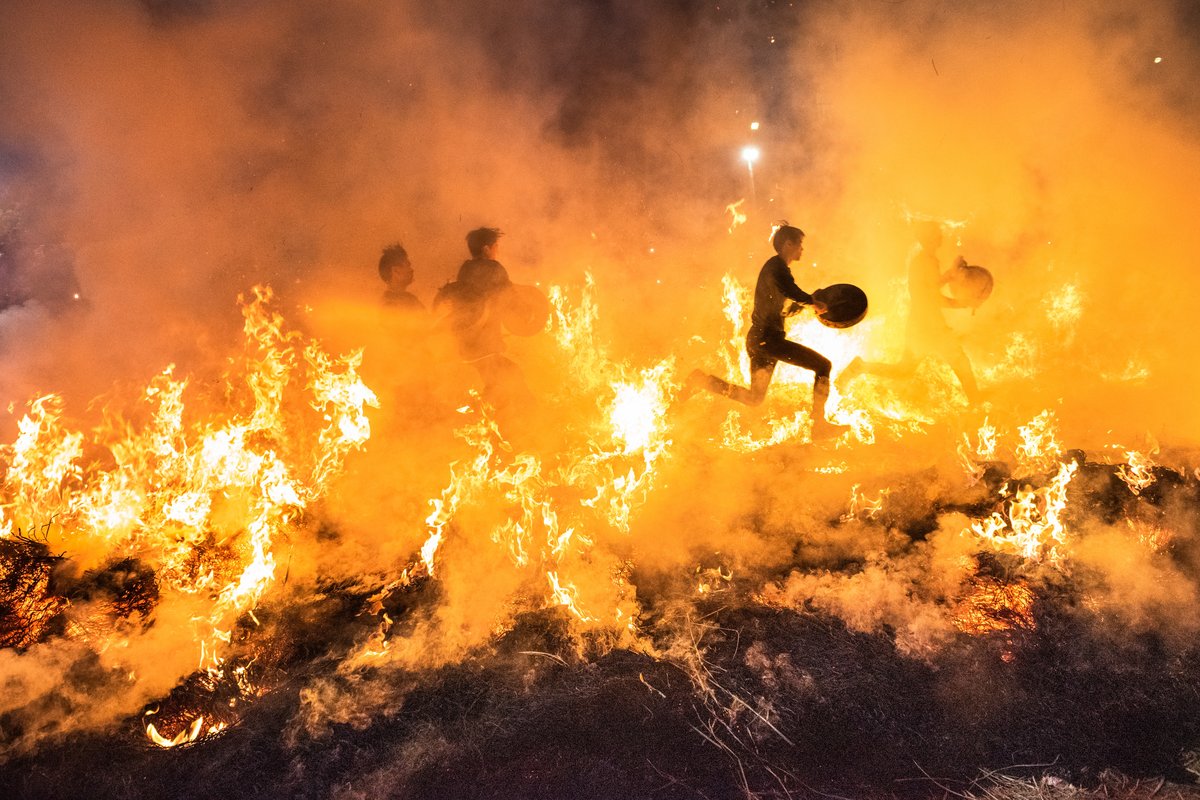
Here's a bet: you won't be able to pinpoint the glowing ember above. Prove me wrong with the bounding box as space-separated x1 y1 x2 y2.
952 576 1037 636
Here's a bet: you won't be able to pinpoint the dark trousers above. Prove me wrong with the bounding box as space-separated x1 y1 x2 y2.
702 328 832 407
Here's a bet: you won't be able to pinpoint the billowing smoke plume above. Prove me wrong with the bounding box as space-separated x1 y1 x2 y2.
2 0 1199 762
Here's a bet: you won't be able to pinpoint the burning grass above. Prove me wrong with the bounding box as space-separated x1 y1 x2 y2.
5 565 1200 799
5 279 1200 798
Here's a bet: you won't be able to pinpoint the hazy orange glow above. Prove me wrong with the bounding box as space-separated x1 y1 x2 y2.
1 0 1199 758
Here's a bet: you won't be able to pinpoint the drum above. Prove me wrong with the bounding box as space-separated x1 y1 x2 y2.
946 263 993 307
498 283 550 336
812 283 869 328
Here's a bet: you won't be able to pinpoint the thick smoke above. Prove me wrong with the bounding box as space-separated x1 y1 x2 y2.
2 0 1200 758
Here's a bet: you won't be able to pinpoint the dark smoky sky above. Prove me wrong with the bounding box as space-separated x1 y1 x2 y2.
0 0 821 402
2 0 1200 438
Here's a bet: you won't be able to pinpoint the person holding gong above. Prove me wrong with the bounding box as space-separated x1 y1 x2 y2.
839 220 986 404
687 223 848 438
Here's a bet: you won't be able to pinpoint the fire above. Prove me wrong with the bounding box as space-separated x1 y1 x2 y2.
608 364 673 456
725 199 747 233
1014 410 1063 474
1100 358 1151 384
979 333 1038 383
709 270 951 449
841 483 889 522
719 274 752 385
1045 282 1084 333
145 715 205 748
3 258 1186 757
972 459 1078 562
547 571 596 623
0 286 378 747
958 417 1000 481
400 277 678 645
721 408 808 452
1112 444 1158 496
696 564 733 595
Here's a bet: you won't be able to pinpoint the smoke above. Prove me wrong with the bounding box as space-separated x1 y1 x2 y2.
2 0 1200 760
787 2 1200 445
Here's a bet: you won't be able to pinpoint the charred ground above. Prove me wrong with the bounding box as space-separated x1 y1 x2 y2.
5 450 1200 800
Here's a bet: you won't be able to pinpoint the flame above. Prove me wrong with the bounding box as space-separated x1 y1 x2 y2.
145 715 205 748
0 286 378 747
980 332 1038 383
719 274 752 385
1045 282 1084 332
547 571 596 623
841 483 889 522
972 459 1078 562
721 408 809 452
695 564 733 595
708 272 950 449
725 199 747 234
6 248 1175 754
608 365 673 456
1114 445 1157 496
1100 358 1152 384
1014 410 1063 474
957 417 1000 481
405 277 678 643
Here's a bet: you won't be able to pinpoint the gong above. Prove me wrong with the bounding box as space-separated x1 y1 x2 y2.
498 284 550 336
946 263 994 307
812 283 869 329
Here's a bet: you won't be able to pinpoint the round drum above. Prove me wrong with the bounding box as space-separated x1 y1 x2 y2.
498 284 550 336
946 264 994 307
812 283 869 329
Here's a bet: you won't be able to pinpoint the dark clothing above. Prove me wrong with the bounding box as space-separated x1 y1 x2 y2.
694 257 831 407
381 288 424 312
436 257 532 424
750 254 815 336
456 258 511 297
747 328 832 380
436 258 512 361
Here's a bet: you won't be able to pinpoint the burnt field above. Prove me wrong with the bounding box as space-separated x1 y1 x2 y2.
5 1 1200 798
5 434 1200 800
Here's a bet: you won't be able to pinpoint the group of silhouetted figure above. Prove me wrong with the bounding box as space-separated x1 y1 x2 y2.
378 220 990 443
379 227 532 414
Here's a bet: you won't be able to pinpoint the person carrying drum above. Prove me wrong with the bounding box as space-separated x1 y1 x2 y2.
839 220 983 403
687 224 847 438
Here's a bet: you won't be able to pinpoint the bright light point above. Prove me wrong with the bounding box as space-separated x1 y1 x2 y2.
73 293 81 300
750 121 760 131
1154 56 1163 63
741 145 760 164
648 247 656 254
